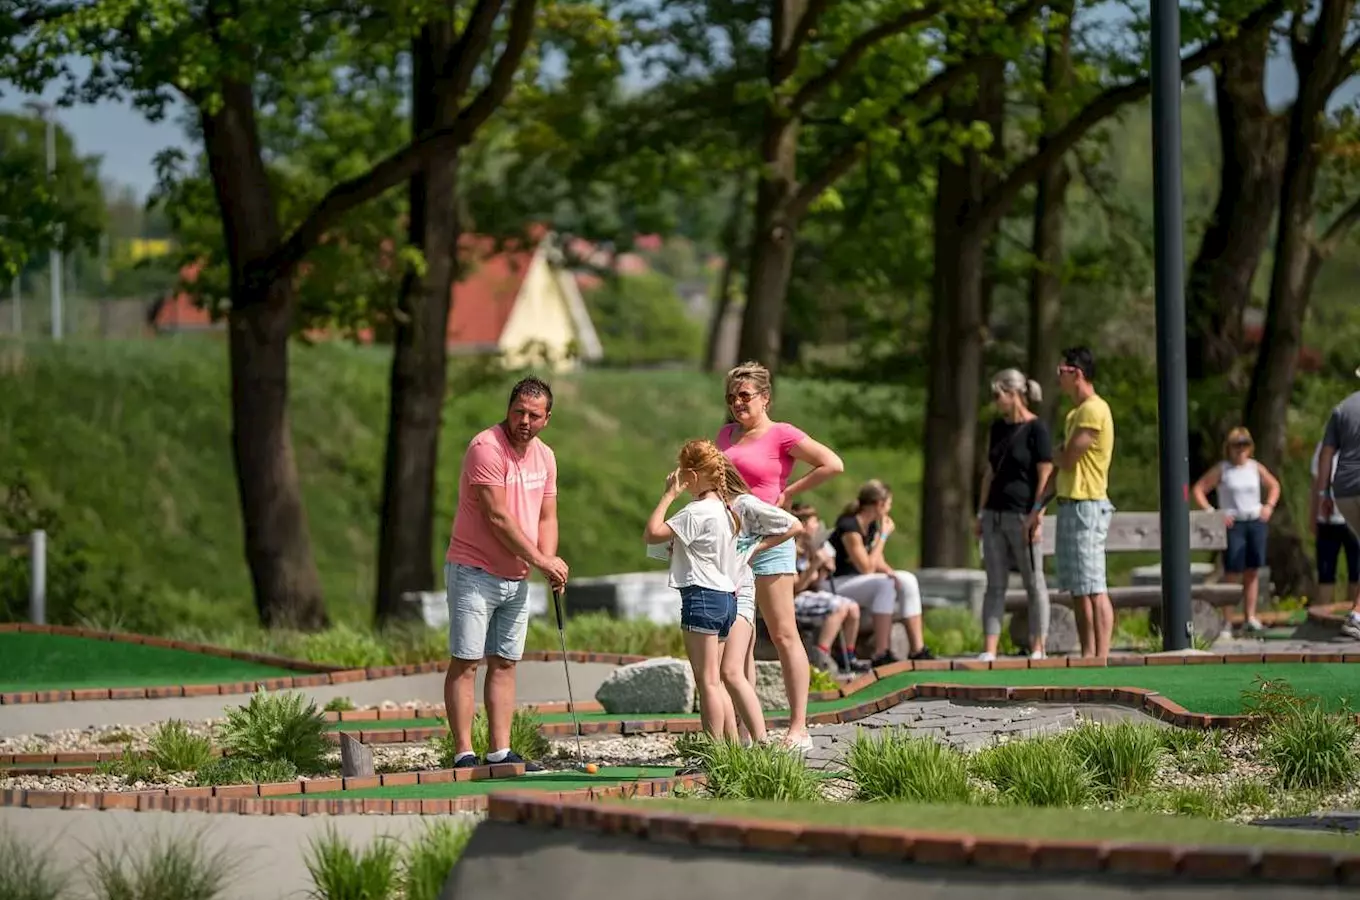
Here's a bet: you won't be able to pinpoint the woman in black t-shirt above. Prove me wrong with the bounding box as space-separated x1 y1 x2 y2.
976 369 1053 660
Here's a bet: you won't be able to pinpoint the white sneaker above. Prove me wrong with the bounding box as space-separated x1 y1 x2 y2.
1030 650 1046 661
977 652 996 662
1244 617 1266 633
784 733 815 754
1342 616 1360 641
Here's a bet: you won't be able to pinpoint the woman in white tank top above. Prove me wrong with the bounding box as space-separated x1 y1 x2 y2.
1191 427 1282 633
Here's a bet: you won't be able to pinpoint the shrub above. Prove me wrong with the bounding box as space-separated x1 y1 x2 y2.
148 721 213 773
678 736 824 801
524 611 686 658
217 690 331 774
303 827 401 900
296 625 394 669
401 821 475 900
0 827 69 900
845 730 973 804
95 746 160 783
323 697 356 713
972 736 1094 807
1062 722 1163 799
88 828 234 900
808 667 838 693
429 708 550 765
191 757 299 787
1263 702 1359 790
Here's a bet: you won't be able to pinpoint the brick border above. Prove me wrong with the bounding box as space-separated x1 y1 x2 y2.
0 623 647 705
0 768 703 815
488 793 1360 886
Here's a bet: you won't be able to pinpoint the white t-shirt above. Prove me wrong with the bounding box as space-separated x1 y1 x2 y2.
728 492 799 599
1312 442 1348 525
663 495 739 592
1216 460 1263 519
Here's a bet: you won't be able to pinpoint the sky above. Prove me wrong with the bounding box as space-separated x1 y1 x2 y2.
0 34 1348 203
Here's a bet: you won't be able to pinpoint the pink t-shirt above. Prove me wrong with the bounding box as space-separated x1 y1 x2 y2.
446 425 558 580
717 421 807 505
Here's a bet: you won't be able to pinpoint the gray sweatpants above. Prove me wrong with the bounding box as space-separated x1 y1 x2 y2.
981 510 1050 640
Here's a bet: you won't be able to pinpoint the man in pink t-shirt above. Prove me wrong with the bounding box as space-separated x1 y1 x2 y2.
443 377 569 772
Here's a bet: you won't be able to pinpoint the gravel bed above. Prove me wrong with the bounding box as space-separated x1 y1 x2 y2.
0 719 220 755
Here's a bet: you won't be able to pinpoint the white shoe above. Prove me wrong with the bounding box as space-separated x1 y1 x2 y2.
1342 617 1360 641
1030 650 1046 660
784 733 815 754
977 652 996 662
1244 617 1266 633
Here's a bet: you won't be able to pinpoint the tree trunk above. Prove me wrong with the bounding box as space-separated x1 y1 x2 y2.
705 175 747 373
375 25 462 624
921 59 1004 568
203 81 327 630
1026 3 1074 424
1185 32 1284 473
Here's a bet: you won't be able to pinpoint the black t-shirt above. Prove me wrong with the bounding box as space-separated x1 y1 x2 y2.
984 417 1054 513
829 514 876 577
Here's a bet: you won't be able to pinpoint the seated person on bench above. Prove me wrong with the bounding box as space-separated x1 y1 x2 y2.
791 503 872 674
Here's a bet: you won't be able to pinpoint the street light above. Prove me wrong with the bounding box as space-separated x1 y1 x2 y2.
1150 0 1192 650
22 100 62 342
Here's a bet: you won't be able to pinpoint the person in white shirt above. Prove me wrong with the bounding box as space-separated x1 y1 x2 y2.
1312 440 1360 608
1191 427 1282 633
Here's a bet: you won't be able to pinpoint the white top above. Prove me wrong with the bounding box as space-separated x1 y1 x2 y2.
729 493 799 597
1312 442 1348 525
1216 460 1263 520
662 495 739 592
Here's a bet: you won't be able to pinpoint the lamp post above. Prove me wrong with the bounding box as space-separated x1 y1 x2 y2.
1150 0 1192 650
23 100 62 341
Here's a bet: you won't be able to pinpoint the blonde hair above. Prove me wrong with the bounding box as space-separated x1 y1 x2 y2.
677 439 742 532
725 361 773 403
841 479 891 517
1223 426 1254 459
991 368 1043 404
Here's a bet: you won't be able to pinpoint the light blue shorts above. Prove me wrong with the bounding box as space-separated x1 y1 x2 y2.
1056 499 1115 597
749 540 797 577
445 562 530 662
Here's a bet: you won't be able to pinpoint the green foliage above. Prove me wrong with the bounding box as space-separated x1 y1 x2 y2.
147 720 213 773
1263 703 1359 790
582 272 704 367
808 667 839 693
1060 722 1163 799
676 736 824 802
0 826 69 900
844 729 974 804
88 829 234 900
304 828 402 900
217 691 331 774
95 746 160 783
324 697 357 713
191 757 299 788
401 822 475 900
971 735 1096 807
526 612 688 658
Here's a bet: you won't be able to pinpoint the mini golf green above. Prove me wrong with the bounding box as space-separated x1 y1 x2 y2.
0 632 302 692
628 798 1360 853
282 766 681 800
326 662 1359 731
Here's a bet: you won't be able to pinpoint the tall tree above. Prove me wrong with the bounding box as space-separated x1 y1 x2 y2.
918 0 1284 567
10 0 539 628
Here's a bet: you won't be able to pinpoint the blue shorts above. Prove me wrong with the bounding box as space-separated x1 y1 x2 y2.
1225 519 1267 573
750 540 797 577
679 586 736 639
445 562 530 661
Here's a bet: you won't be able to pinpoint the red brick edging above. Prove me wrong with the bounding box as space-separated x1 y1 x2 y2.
0 623 647 705
488 793 1360 886
0 766 703 816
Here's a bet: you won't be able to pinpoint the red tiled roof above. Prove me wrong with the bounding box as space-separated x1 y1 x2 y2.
447 240 535 346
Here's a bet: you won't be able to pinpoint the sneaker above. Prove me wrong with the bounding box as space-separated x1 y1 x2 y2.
452 753 481 769
491 750 545 773
1030 650 1046 661
870 651 899 668
909 646 936 661
1342 617 1360 641
977 652 996 663
1244 617 1267 634
834 648 872 674
783 733 815 755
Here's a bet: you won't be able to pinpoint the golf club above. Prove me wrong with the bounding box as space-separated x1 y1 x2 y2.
552 585 588 771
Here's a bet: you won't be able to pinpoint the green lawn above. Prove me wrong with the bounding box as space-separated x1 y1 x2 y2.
326 663 1360 728
630 798 1360 853
0 632 300 692
284 766 679 800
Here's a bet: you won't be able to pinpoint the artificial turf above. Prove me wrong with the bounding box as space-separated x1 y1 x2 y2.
326 662 1360 730
0 632 301 692
629 798 1360 852
283 766 680 799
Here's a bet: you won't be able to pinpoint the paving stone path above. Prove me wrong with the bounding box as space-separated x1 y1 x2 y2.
804 699 1082 770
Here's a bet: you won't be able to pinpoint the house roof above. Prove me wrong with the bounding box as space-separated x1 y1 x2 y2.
447 235 536 346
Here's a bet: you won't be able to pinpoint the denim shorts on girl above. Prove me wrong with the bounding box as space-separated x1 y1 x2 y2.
679 586 737 639
750 539 797 577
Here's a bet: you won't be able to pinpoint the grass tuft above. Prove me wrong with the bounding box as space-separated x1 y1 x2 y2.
0 827 69 900
972 735 1095 807
678 736 824 802
148 720 213 773
191 757 299 787
1263 702 1359 790
87 828 234 900
401 821 475 900
303 827 401 900
323 697 356 713
217 690 331 774
1061 722 1163 799
844 729 973 804
95 746 160 783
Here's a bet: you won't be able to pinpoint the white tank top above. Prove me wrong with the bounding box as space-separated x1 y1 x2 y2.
1217 461 1262 519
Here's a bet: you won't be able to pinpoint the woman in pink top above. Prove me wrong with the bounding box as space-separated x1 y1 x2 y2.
718 361 844 750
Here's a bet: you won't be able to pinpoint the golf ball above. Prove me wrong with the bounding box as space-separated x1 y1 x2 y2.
585 763 599 774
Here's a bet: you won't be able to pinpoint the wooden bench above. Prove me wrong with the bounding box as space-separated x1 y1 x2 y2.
1003 509 1241 611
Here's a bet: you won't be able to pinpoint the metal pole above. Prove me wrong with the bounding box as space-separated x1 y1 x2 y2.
45 113 62 342
1151 0 1192 651
29 530 46 625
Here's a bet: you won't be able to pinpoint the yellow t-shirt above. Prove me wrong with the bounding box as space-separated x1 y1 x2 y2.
1056 394 1114 501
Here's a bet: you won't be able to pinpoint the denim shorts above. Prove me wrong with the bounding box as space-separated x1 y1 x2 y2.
445 562 530 661
679 586 736 639
750 540 797 577
1224 518 1267 573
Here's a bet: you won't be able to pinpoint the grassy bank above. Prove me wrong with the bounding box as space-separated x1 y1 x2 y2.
0 338 1350 634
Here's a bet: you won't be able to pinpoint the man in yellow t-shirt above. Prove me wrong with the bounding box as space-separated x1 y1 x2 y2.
1044 346 1115 659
